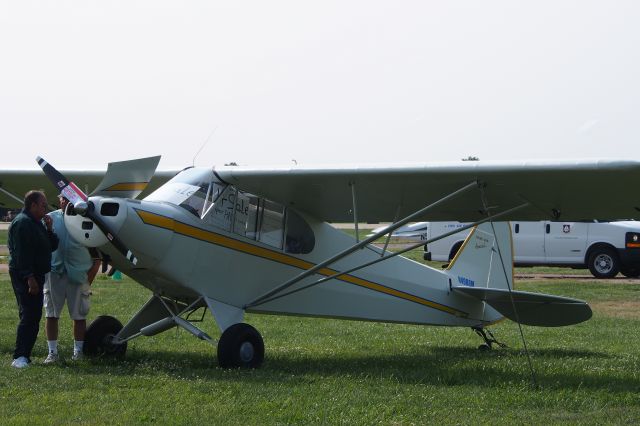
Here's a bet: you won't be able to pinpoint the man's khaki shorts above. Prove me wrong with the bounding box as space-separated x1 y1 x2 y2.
43 272 91 320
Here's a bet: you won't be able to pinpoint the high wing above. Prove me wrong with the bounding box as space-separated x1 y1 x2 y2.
215 159 640 222
0 161 177 209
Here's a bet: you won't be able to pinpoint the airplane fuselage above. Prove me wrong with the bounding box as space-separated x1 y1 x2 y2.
65 193 502 328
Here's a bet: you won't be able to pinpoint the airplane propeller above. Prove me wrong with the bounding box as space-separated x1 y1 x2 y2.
36 156 138 265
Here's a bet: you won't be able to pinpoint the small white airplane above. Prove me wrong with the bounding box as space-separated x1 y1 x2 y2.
2 156 640 368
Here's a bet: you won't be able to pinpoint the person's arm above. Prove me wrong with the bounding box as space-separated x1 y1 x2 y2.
87 258 101 285
12 221 41 295
11 220 36 282
44 214 59 252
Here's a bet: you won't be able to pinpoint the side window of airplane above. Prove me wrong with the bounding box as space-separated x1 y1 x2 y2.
198 182 314 253
233 191 261 240
203 184 236 230
258 200 285 248
285 210 315 254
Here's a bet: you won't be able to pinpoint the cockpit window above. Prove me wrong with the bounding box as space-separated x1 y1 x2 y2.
285 210 315 254
202 185 236 230
233 191 261 240
145 168 215 216
258 200 285 248
146 168 314 253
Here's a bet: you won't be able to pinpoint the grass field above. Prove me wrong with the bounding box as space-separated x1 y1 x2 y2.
0 229 7 245
1 271 639 424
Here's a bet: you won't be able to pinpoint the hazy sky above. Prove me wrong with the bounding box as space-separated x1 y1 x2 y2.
1 1 639 170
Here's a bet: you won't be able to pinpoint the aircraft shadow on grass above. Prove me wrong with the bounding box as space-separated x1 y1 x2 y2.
3 338 637 391
21 345 630 393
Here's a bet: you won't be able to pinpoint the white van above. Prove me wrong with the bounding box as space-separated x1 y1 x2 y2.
380 221 640 278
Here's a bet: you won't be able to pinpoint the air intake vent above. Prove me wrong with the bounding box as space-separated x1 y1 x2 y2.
101 203 120 216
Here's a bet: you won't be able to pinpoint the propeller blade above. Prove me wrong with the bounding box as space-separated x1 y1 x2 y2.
36 156 87 206
36 156 138 266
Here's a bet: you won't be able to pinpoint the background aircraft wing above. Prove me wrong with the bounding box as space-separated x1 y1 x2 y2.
0 165 176 209
216 159 640 222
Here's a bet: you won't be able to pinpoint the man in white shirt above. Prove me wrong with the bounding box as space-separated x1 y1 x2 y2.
43 196 100 362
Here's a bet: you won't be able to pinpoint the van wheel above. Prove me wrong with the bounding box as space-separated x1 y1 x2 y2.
587 248 620 278
620 266 640 278
449 242 463 261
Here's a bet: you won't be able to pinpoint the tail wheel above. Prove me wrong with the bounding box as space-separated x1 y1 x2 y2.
587 247 620 278
84 315 127 357
217 323 264 369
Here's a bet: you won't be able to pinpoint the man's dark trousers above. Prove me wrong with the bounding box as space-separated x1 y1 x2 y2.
9 269 44 361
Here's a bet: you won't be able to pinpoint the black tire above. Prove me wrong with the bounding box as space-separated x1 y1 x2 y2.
478 344 491 351
84 315 127 357
587 247 620 278
449 242 463 261
620 266 640 278
217 323 264 369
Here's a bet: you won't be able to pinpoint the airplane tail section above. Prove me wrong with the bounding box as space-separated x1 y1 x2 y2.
448 222 592 326
447 221 514 292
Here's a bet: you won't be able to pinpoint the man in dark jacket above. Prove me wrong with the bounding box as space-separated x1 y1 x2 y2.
8 190 59 368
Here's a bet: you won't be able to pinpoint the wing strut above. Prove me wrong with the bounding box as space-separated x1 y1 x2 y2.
247 202 529 308
246 181 484 309
479 186 538 387
381 205 402 257
350 182 359 242
0 186 25 205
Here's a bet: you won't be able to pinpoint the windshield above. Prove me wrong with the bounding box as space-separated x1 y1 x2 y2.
145 168 225 218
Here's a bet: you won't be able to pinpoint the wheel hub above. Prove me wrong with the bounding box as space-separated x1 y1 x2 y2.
239 341 255 362
596 255 612 273
102 334 122 354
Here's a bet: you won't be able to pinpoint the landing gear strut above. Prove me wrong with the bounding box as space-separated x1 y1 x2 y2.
472 327 507 351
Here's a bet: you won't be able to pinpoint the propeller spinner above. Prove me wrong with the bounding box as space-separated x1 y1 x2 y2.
36 156 138 265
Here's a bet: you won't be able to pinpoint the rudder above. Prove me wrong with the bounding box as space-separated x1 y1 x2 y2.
446 221 513 291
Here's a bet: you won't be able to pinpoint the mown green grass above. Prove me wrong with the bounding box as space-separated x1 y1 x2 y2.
0 229 7 245
1 271 639 424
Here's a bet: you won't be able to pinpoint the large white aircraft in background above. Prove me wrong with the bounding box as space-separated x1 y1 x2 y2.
1 157 639 368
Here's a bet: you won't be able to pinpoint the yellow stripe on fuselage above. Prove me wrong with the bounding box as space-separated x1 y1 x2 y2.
134 209 467 317
105 182 148 191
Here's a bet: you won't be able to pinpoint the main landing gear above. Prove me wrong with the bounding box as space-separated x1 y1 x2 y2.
217 323 265 369
84 315 128 357
82 310 265 369
472 327 507 351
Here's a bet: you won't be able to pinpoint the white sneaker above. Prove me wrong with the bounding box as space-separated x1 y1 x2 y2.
11 356 29 369
44 352 59 364
71 351 84 361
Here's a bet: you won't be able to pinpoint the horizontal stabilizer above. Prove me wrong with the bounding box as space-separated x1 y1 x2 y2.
452 286 592 326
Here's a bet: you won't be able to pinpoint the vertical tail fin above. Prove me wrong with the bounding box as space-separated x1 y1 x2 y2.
446 221 513 290
448 221 592 326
